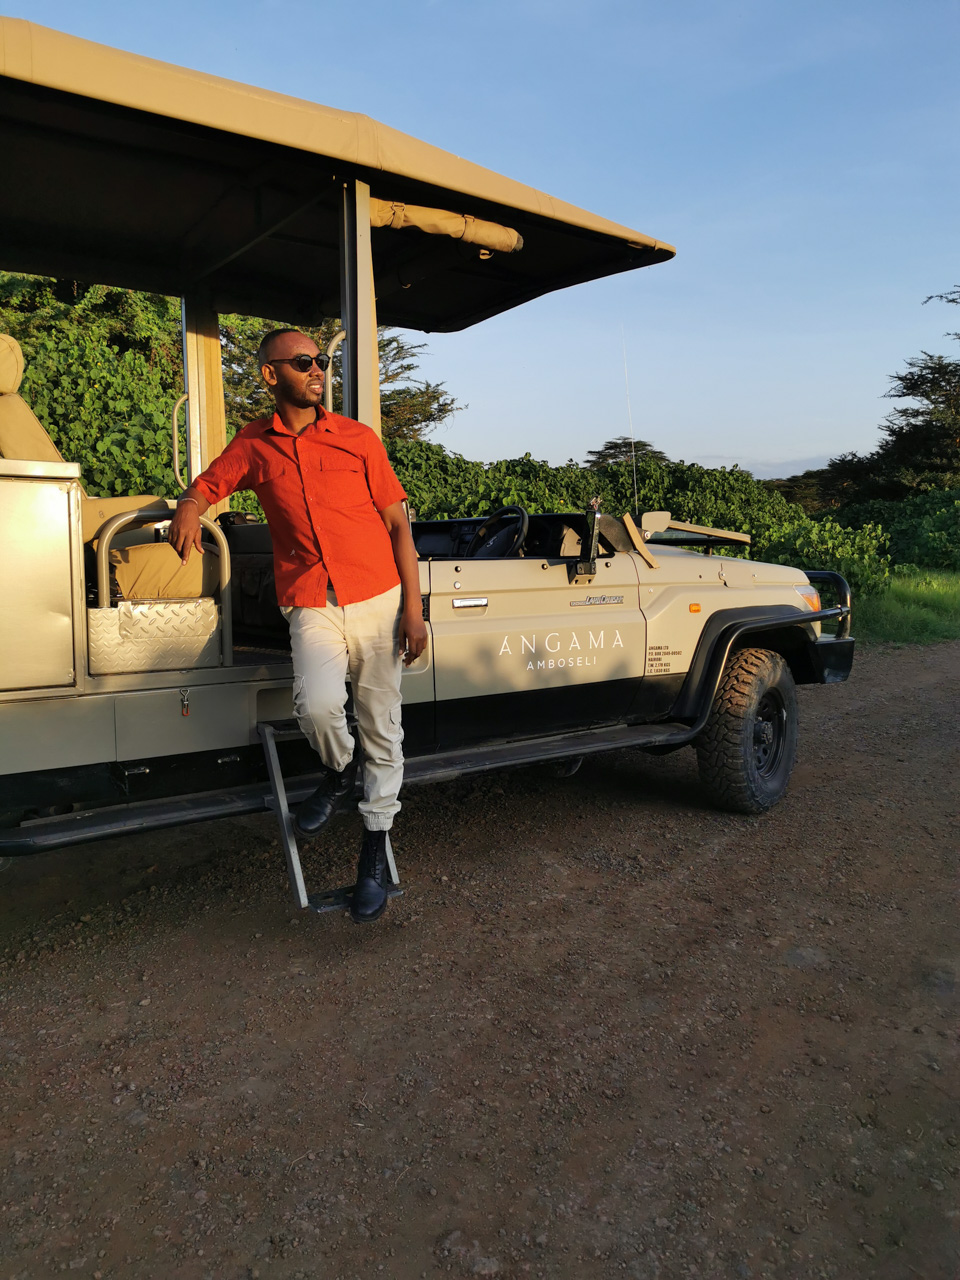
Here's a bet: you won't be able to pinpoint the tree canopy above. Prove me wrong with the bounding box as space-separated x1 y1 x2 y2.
583 435 669 468
769 288 960 511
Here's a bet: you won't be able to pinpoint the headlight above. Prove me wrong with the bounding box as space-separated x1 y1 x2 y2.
794 584 821 612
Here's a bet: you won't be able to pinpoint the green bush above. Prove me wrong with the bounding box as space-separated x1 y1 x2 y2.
755 517 891 596
833 490 960 570
386 441 895 592
1 277 185 498
386 441 797 535
26 324 183 496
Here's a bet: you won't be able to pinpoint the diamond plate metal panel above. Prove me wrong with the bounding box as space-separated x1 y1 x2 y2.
88 600 220 675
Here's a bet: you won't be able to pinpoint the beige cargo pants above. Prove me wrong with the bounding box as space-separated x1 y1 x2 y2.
283 583 403 831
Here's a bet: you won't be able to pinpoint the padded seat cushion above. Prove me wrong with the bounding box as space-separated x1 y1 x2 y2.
110 543 220 601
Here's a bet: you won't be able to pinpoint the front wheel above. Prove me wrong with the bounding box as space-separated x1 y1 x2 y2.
695 648 798 814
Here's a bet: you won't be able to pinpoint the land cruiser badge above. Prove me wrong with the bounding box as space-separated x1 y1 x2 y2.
569 594 624 607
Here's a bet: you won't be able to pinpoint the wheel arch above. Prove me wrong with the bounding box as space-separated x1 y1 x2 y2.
731 624 818 685
672 606 818 723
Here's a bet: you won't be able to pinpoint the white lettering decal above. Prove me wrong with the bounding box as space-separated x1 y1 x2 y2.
537 660 546 670
569 633 581 650
613 630 624 649
498 636 512 656
526 661 533 670
548 660 555 669
558 658 566 667
589 631 604 649
521 635 536 654
545 632 560 653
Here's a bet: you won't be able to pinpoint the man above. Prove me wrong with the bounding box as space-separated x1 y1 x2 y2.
168 329 427 924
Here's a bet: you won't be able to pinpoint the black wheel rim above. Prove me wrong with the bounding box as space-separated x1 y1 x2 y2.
753 690 787 777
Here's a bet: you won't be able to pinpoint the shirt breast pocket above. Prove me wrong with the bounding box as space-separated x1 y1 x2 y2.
317 459 371 508
253 464 288 494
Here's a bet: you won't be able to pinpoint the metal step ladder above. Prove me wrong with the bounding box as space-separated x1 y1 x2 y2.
258 720 402 915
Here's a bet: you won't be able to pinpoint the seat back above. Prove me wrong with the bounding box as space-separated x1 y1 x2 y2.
0 334 67 464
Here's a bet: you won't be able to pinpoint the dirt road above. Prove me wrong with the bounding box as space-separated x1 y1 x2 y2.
1 642 958 1279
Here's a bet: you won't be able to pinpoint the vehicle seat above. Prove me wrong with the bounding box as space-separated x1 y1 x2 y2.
0 333 217 600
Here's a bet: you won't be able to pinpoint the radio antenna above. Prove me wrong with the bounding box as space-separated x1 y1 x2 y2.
621 325 638 512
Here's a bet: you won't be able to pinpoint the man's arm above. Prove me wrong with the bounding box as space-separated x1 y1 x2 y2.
380 501 428 667
167 487 211 565
167 429 254 564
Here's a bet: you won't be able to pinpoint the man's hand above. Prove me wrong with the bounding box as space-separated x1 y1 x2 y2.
399 605 428 667
381 500 429 667
167 495 206 565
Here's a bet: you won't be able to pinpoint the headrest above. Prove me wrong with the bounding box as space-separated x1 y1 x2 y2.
0 335 24 395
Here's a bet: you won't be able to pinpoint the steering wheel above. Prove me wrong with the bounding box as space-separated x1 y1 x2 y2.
465 505 530 558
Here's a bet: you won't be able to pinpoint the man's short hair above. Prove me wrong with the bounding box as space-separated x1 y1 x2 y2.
257 328 305 368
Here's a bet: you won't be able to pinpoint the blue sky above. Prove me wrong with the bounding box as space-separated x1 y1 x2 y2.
8 0 959 475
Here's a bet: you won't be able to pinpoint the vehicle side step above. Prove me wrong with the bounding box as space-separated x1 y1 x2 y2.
402 718 697 783
1 719 698 856
259 716 697 789
258 722 401 914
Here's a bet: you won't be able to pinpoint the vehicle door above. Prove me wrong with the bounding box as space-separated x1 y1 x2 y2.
429 553 645 749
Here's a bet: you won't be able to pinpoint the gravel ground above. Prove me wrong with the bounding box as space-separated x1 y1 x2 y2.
1 641 958 1280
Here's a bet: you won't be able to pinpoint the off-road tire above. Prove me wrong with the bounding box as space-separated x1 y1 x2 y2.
695 647 798 814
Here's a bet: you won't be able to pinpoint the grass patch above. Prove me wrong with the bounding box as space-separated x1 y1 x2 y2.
855 569 960 644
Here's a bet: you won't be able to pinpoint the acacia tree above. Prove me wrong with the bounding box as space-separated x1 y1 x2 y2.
378 330 458 441
583 435 668 468
772 289 960 509
870 331 960 495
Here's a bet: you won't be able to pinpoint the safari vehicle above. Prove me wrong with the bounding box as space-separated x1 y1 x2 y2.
0 21 853 906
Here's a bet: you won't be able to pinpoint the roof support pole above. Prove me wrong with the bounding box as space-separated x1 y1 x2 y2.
181 292 228 513
339 178 381 436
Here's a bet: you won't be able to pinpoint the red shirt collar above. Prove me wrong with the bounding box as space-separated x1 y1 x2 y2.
267 408 339 437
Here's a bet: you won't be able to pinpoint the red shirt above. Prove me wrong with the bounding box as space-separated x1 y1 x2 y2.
193 409 407 607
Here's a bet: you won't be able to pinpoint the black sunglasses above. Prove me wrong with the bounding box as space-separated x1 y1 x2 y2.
268 353 330 373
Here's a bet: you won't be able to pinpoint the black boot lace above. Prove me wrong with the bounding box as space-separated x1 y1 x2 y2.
358 831 386 883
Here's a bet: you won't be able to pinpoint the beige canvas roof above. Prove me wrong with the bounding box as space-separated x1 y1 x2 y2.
0 18 675 330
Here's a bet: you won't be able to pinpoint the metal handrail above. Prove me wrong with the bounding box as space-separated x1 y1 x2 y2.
171 393 189 490
323 329 346 411
93 508 233 665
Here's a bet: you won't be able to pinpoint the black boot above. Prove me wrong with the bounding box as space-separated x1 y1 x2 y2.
293 757 359 838
350 829 389 924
